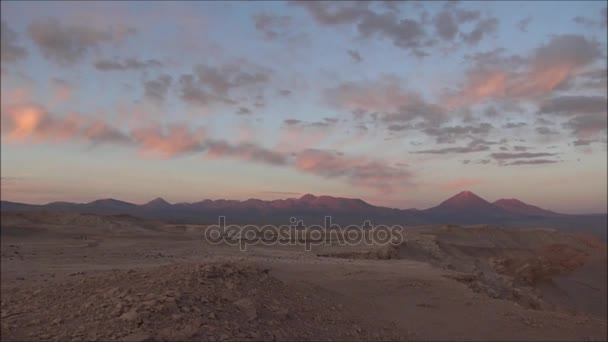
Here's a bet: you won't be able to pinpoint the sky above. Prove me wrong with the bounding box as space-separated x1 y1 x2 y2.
1 1 606 213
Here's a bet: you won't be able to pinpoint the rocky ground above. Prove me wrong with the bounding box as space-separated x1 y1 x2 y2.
1 211 607 341
1 262 403 341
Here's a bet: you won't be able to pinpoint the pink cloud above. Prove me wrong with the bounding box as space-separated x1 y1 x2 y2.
294 149 411 193
1 101 129 145
131 123 206 158
1 92 413 193
444 35 602 108
1 103 47 142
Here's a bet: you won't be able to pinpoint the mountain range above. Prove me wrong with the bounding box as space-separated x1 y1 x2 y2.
2 191 606 240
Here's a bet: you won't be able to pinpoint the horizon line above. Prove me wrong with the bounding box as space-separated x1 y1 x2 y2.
1 191 607 216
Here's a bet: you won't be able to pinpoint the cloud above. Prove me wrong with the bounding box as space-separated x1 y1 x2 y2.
131 123 206 158
291 1 428 53
178 62 272 106
284 119 302 126
505 159 559 166
326 76 445 128
1 102 129 145
387 124 411 132
178 74 213 106
455 8 481 23
490 152 556 160
434 11 458 41
82 121 131 145
279 89 292 96
535 126 559 135
573 139 598 146
357 12 427 51
521 34 603 95
382 98 446 127
144 74 172 102
412 140 490 154
206 140 287 166
289 1 373 26
463 48 525 70
1 103 48 142
1 20 28 64
574 8 607 28
562 115 608 139
460 159 491 165
570 68 608 91
422 123 493 144
293 1 498 53
347 49 362 63
94 58 162 71
502 122 526 129
460 17 498 45
27 18 135 65
537 95 607 116
253 13 292 40
1 97 410 193
446 35 603 108
236 107 252 115
283 118 338 130
517 17 532 32
326 76 413 113
294 148 411 192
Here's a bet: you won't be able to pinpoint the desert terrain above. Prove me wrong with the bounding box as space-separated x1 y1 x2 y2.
1 211 607 341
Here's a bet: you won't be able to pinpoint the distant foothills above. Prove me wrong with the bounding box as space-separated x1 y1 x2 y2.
1 191 606 239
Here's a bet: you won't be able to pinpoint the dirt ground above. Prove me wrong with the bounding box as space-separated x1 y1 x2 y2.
1 212 607 341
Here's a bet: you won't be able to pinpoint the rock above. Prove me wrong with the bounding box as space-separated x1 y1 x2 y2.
122 332 153 342
111 303 124 316
275 307 289 319
119 309 141 323
140 299 156 307
234 298 257 321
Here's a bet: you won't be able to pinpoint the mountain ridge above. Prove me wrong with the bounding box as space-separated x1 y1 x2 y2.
1 191 604 230
493 198 562 217
0 191 575 216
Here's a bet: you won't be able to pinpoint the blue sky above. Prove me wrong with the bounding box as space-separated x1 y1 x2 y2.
1 1 606 213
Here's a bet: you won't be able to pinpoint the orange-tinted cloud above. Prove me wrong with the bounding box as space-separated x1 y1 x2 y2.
2 103 46 141
1 100 129 145
444 35 603 108
131 124 206 158
1 98 412 193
